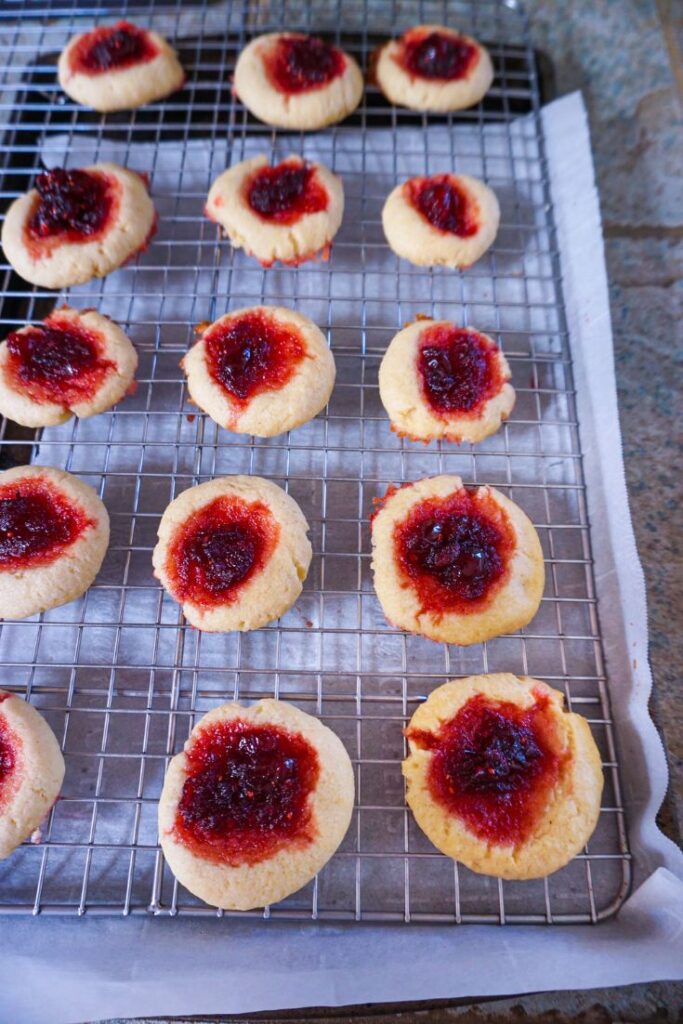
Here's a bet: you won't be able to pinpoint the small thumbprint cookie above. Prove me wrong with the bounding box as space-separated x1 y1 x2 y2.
1 164 157 289
0 690 65 860
205 154 343 267
153 476 312 632
379 319 514 444
374 24 493 112
182 306 335 438
403 675 604 879
58 20 184 112
159 699 354 910
382 173 499 269
234 32 363 130
371 475 544 645
0 465 109 621
0 307 137 428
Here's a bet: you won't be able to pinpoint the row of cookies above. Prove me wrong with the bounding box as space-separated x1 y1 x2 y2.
57 20 493 123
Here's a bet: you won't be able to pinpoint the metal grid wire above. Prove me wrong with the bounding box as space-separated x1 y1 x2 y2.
0 0 631 923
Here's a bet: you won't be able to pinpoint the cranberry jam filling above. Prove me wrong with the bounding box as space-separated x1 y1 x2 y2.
174 719 320 866
406 175 478 237
394 489 514 614
205 310 306 407
400 28 476 81
266 34 345 94
70 21 158 75
246 161 328 225
5 317 116 407
418 324 503 417
407 693 564 844
168 495 279 608
0 714 19 812
27 168 114 244
0 477 92 571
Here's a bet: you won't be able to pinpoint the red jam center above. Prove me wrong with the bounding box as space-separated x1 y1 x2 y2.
406 693 565 844
5 317 116 407
168 495 279 608
394 489 515 615
246 161 329 226
406 175 478 237
418 324 503 417
400 29 476 81
0 477 93 571
173 719 320 866
27 168 114 244
205 311 306 407
0 713 19 812
266 34 345 94
70 21 158 75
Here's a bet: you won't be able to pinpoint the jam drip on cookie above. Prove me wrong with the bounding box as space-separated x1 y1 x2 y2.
27 168 115 244
394 488 514 614
0 713 19 812
247 161 329 225
0 477 93 571
406 175 478 237
406 693 565 844
70 21 158 75
6 317 116 407
266 34 345 94
400 29 476 81
418 324 503 417
167 495 279 608
174 719 320 866
205 311 306 406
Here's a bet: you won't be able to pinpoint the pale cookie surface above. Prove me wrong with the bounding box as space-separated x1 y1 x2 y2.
58 20 184 112
152 475 312 632
374 24 493 112
382 173 499 269
182 305 335 437
0 464 110 620
205 154 344 266
158 698 355 910
1 163 157 289
0 690 66 860
371 474 544 645
0 306 138 428
234 32 363 130
403 674 604 879
378 319 514 443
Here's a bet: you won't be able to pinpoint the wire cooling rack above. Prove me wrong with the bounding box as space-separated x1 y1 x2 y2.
0 0 631 923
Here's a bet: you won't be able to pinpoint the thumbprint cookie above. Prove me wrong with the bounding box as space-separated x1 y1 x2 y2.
0 690 65 860
158 699 354 910
205 154 343 267
182 306 335 437
371 475 544 645
153 476 312 632
403 675 604 879
234 32 363 130
58 20 185 112
0 465 109 621
0 307 137 428
374 24 493 112
379 318 514 444
1 163 157 289
382 172 499 269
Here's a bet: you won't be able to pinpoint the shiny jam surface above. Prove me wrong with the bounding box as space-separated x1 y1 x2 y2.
394 488 514 614
265 34 345 94
5 317 115 407
400 28 476 81
174 719 320 865
205 310 306 407
0 477 92 571
0 713 19 812
167 495 279 608
246 161 328 225
27 168 114 246
406 693 564 844
418 324 502 416
406 175 478 237
70 21 158 75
